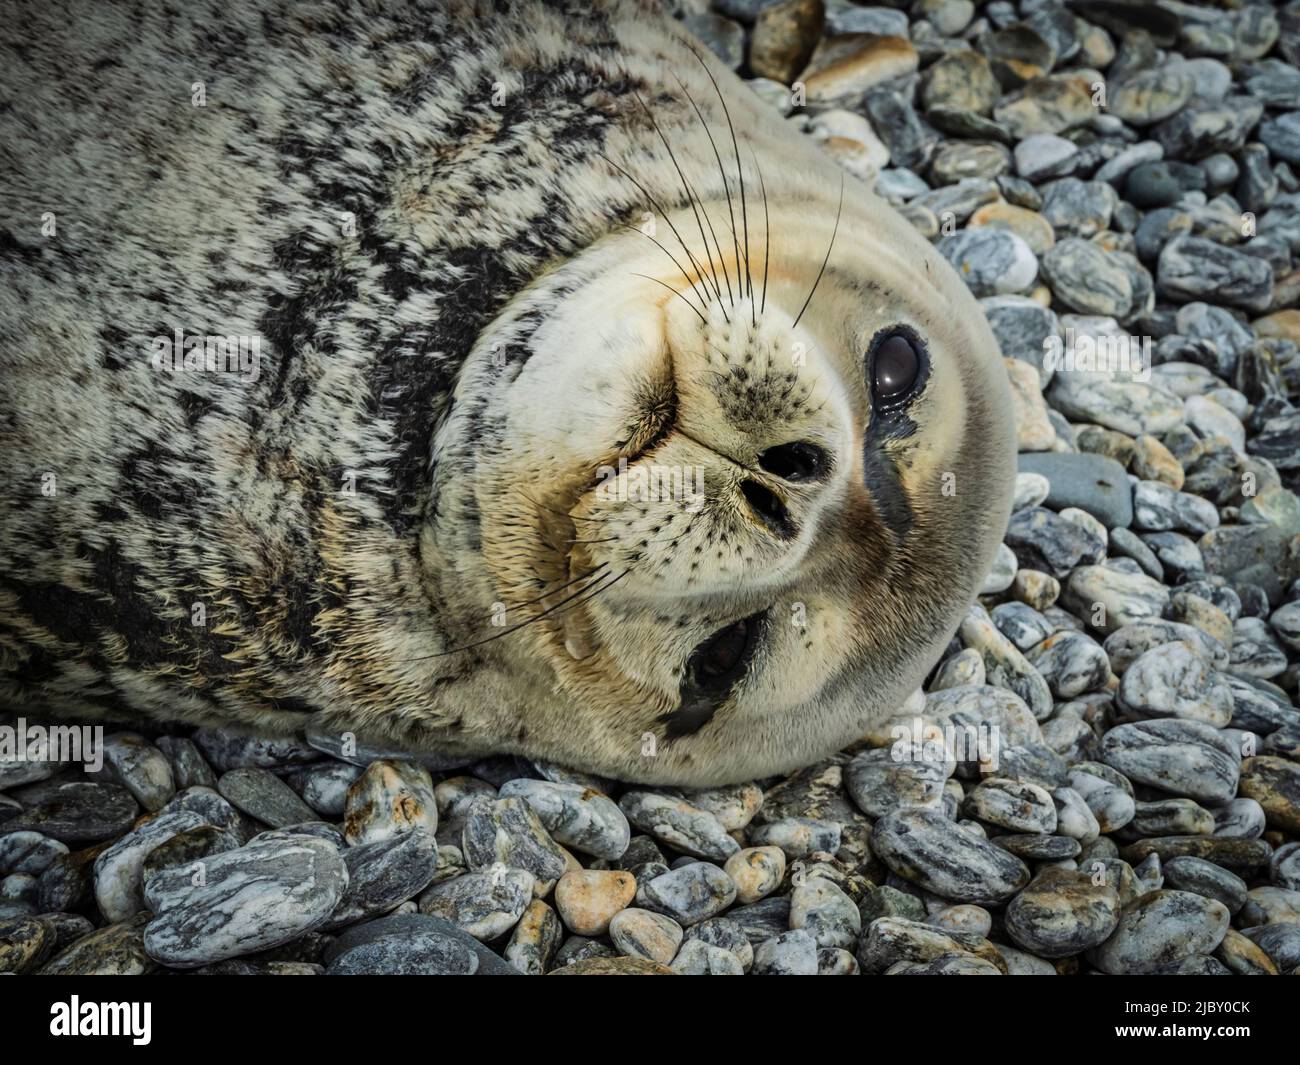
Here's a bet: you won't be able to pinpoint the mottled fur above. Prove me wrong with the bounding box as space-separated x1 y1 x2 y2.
0 0 1015 784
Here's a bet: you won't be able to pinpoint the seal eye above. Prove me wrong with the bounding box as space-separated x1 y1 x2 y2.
871 332 921 403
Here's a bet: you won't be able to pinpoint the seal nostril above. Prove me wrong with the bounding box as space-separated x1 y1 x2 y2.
740 480 795 538
758 441 828 483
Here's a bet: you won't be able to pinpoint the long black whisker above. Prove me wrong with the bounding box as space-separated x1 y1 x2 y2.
688 45 752 314
616 224 709 319
507 563 609 610
673 72 736 307
793 175 844 330
600 151 715 315
430 569 625 658
631 272 706 325
752 147 771 316
633 93 726 310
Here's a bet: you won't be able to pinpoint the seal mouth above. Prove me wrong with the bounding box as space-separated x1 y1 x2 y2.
659 609 768 738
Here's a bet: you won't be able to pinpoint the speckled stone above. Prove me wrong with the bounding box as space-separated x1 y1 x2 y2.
1117 641 1235 727
871 807 1030 904
752 928 819 975
504 898 562 975
94 808 211 922
554 869 635 936
2 782 139 845
1090 890 1230 974
618 791 740 860
857 915 1006 975
1026 631 1112 698
499 779 630 859
39 913 160 976
1005 866 1121 959
143 836 348 968
103 733 176 812
787 878 859 953
723 846 786 904
964 777 1057 833
748 817 842 859
1239 757 1300 834
461 796 569 895
609 907 683 965
1102 719 1241 803
418 867 534 941
640 861 736 926
343 760 438 846
327 828 439 929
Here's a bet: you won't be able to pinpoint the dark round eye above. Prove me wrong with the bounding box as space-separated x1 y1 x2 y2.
872 332 921 402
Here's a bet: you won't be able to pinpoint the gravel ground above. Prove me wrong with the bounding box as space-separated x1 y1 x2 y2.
3 0 1300 976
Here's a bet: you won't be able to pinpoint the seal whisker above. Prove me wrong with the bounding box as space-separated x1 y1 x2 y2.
752 147 771 316
792 175 844 330
618 226 709 318
672 72 736 307
601 151 715 312
427 567 626 659
631 271 707 325
632 92 727 313
688 44 753 314
507 563 609 610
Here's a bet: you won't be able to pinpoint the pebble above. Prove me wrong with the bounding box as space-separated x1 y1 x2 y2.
938 228 1038 297
462 797 568 893
418 867 534 941
324 912 519 975
1163 856 1248 914
102 733 175 812
870 807 1030 904
618 791 739 860
964 777 1057 833
327 926 477 976
751 929 818 975
554 869 636 936
1089 889 1230 975
498 779 629 860
218 767 318 829
1016 452 1134 529
1041 238 1133 317
670 937 744 975
1026 631 1112 699
723 847 786 904
93 809 210 923
288 761 363 818
343 760 438 846
845 746 951 818
788 876 859 949
504 899 562 975
608 907 682 965
1239 756 1300 834
1005 866 1121 959
1158 235 1275 313
142 836 348 968
640 862 736 925
748 817 841 859
327 829 440 929
1101 719 1241 804
1117 641 1234 727
39 913 159 976
2 782 139 845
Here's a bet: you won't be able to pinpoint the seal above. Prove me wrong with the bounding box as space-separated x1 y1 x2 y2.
0 0 1015 785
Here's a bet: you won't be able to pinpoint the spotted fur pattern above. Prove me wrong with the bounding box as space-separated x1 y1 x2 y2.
0 0 677 741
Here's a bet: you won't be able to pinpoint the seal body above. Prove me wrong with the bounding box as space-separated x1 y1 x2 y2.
0 0 1015 784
